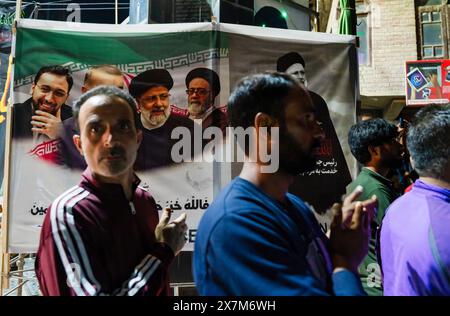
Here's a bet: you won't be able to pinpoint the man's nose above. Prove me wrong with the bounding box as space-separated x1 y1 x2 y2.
155 97 164 107
44 91 55 102
102 127 116 147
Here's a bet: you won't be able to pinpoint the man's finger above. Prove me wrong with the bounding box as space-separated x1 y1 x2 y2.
32 115 51 123
351 202 364 228
361 195 377 223
342 200 363 227
330 203 342 229
158 207 172 226
31 120 47 127
343 185 364 207
35 110 55 118
31 127 46 134
32 116 54 124
172 212 187 225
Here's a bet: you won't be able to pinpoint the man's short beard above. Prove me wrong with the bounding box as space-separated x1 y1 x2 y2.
149 113 168 126
278 126 319 175
34 100 58 116
145 107 170 127
188 102 207 117
279 152 317 175
385 156 403 170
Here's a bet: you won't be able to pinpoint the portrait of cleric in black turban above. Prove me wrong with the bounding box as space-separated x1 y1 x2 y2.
185 67 228 133
129 68 195 171
277 52 352 214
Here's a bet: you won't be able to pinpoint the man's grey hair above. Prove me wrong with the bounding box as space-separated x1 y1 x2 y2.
72 85 142 130
407 104 450 178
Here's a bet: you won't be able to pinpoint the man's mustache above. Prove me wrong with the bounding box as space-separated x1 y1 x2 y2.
151 107 166 113
37 102 58 114
37 101 57 108
107 146 126 158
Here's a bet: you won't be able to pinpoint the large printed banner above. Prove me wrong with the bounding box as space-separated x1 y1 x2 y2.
6 19 357 253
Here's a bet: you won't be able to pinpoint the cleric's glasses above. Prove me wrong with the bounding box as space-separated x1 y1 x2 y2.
186 88 210 96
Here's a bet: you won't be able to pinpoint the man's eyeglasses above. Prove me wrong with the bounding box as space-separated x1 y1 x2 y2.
186 88 210 96
140 93 170 104
36 84 68 98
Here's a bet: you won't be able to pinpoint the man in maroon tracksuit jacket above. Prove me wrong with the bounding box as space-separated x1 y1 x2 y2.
35 86 188 296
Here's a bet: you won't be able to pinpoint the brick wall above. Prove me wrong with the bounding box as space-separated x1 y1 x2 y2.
359 0 418 96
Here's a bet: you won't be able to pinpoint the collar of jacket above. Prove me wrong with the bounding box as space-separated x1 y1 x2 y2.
361 167 393 187
80 167 141 202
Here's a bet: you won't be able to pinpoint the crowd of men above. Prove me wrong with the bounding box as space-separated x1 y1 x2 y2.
12 64 449 296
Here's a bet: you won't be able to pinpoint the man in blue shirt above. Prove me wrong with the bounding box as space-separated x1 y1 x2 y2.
194 73 377 295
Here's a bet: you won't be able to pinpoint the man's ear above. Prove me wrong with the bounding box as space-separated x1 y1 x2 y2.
254 113 276 130
368 145 380 158
31 83 36 95
73 135 83 156
254 112 278 144
254 113 278 162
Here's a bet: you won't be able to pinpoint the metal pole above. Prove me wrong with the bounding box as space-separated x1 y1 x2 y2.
16 255 25 296
115 0 119 24
1 0 23 295
15 0 22 20
349 0 357 35
2 280 28 296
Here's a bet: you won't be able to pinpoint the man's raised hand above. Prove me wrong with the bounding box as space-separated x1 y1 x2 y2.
31 110 62 139
155 208 188 256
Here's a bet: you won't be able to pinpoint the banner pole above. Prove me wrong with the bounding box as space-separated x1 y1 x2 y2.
326 0 339 33
115 0 118 24
15 0 22 20
0 253 10 294
1 0 22 295
0 56 13 295
1 58 14 296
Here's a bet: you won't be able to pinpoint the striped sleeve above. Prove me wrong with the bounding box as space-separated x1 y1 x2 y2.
46 186 173 296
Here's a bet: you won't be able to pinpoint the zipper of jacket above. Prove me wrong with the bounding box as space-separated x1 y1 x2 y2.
129 201 136 215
